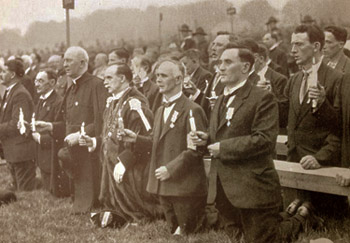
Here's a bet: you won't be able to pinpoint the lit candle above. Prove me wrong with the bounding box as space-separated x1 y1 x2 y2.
32 113 36 132
19 107 26 135
80 122 85 136
189 110 196 132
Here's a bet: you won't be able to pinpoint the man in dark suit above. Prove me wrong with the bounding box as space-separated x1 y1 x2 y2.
191 45 312 242
284 24 343 218
180 49 212 104
323 25 350 74
122 59 208 235
179 24 196 51
36 46 109 214
32 69 70 197
130 55 162 113
0 59 36 191
254 44 289 130
263 32 289 77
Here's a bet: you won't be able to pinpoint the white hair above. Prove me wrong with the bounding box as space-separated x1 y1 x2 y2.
65 46 89 63
21 55 33 66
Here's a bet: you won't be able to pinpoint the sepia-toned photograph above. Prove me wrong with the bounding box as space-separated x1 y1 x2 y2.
0 0 350 242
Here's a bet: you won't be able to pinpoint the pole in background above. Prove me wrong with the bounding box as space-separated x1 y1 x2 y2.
226 6 236 34
62 0 75 48
159 13 163 46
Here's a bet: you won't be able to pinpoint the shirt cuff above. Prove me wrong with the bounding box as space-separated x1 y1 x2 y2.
88 137 97 153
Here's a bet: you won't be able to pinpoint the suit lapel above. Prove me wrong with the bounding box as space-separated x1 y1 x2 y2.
152 106 164 154
159 95 185 141
291 72 303 117
217 82 252 132
2 83 20 119
210 95 224 142
36 91 57 119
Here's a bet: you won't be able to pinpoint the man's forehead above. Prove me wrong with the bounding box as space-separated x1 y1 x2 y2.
36 71 48 80
105 65 118 75
214 35 230 44
157 61 176 73
324 31 336 41
291 32 309 42
220 48 239 60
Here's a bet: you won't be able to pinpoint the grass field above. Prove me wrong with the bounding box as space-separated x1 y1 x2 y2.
0 164 349 243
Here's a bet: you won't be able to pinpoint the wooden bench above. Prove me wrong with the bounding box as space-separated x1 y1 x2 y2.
276 135 288 159
274 160 350 196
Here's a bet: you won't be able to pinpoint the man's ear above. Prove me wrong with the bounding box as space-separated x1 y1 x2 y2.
241 62 251 74
49 79 56 87
313 42 322 52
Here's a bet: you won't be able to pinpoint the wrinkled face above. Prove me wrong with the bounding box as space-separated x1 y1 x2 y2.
108 52 125 65
210 35 230 62
323 31 343 59
35 71 53 95
155 62 181 96
180 56 197 76
291 32 316 66
219 49 245 86
63 49 84 78
103 65 124 94
262 33 275 49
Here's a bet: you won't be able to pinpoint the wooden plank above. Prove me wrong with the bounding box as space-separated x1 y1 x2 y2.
274 160 350 196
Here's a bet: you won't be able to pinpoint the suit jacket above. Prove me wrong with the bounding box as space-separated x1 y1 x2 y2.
0 82 35 163
269 46 289 77
284 62 341 165
138 78 161 114
334 53 350 74
210 81 281 209
136 94 208 197
180 37 196 51
339 73 350 167
191 66 212 92
35 90 62 173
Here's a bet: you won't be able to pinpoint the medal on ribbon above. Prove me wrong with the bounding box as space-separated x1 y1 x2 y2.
170 111 179 128
226 107 234 127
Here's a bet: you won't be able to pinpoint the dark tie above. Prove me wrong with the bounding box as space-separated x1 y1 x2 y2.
161 100 176 108
1 90 9 110
299 71 309 104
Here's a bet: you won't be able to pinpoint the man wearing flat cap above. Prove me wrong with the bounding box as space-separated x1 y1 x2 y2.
179 24 196 51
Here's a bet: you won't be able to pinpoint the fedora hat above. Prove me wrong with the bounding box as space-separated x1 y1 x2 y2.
179 24 191 32
193 27 207 36
266 16 278 25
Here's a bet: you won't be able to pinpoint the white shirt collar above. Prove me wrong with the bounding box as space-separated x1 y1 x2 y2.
269 42 279 51
223 79 247 96
112 88 128 100
40 89 54 100
163 91 182 103
139 76 149 87
257 63 269 77
6 82 17 92
71 73 84 85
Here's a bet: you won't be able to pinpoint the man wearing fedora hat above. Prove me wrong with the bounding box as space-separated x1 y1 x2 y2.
266 16 278 32
179 24 196 51
301 15 315 26
193 27 209 65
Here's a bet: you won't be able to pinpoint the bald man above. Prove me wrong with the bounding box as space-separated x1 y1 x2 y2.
36 46 108 214
92 53 108 79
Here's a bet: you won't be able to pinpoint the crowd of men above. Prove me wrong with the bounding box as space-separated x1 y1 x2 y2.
0 16 350 243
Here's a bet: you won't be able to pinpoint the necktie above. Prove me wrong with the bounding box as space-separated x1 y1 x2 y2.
1 90 9 110
299 71 309 104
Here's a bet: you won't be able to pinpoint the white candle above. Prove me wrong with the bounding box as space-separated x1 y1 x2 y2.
32 113 36 132
80 122 85 136
189 110 196 132
19 107 26 135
